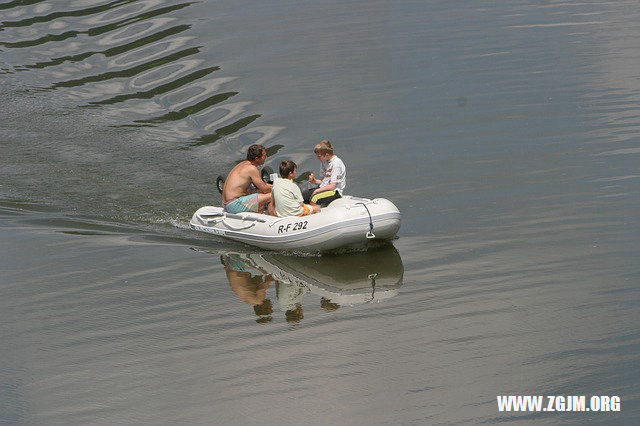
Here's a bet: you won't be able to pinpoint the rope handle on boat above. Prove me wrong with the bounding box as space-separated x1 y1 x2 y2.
220 212 267 230
197 210 265 230
356 202 376 239
221 218 257 231
196 212 223 224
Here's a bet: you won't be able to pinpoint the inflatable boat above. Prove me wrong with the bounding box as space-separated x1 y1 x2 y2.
190 195 401 252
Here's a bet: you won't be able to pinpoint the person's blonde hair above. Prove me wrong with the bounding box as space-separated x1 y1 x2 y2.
313 139 333 155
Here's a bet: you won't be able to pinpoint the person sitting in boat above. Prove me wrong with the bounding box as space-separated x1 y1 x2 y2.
222 144 272 214
270 160 320 217
302 139 346 207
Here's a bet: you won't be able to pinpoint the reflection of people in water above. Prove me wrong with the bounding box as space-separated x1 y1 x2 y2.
275 281 308 323
221 255 274 323
320 297 340 312
221 254 351 323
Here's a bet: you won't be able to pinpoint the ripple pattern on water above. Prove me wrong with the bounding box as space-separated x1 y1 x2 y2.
0 0 278 151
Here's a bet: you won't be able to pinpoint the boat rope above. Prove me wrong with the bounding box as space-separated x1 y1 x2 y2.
221 218 257 231
357 202 376 238
196 210 266 223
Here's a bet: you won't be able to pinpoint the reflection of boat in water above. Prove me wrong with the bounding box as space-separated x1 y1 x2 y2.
221 245 404 308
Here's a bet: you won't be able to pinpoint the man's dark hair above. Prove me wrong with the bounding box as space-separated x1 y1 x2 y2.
279 160 297 178
247 144 266 161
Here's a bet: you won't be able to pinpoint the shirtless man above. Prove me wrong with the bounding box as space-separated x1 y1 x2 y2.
222 144 272 213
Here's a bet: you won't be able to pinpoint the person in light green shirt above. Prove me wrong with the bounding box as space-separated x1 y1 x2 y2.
271 160 320 217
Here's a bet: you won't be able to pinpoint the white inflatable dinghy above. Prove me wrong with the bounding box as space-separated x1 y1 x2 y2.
190 195 401 252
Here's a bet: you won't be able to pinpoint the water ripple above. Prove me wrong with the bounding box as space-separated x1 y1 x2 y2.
0 0 48 12
0 0 137 29
51 46 200 89
86 64 220 106
1 0 278 150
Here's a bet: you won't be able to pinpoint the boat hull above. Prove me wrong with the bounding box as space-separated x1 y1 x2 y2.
190 196 401 251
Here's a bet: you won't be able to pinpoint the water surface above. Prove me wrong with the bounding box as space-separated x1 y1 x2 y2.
1 0 639 423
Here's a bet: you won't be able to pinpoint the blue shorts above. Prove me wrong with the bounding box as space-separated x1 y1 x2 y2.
223 193 259 213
